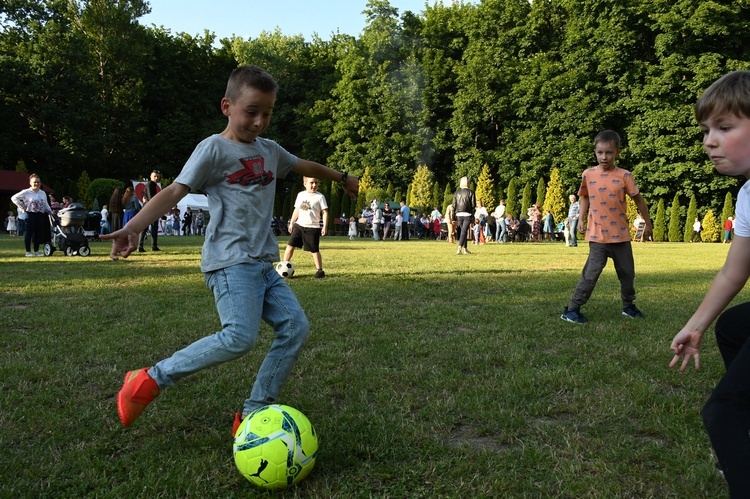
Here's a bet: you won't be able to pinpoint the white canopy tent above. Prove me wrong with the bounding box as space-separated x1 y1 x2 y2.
175 193 209 215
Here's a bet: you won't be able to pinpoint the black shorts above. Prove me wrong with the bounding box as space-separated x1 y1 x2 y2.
288 224 321 252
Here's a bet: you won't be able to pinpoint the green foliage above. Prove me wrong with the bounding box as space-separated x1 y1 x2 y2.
75 171 92 210
408 165 435 212
3 0 749 219
668 194 682 243
701 209 721 243
543 168 566 225
721 191 734 224
506 178 518 218
442 183 453 214
431 182 442 210
653 198 666 242
683 194 698 243
475 164 496 209
521 182 533 218
626 196 638 229
536 177 546 207
328 182 342 229
88 178 124 209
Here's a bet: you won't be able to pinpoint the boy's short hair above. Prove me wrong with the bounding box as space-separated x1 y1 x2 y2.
695 71 750 122
225 65 279 101
594 130 621 149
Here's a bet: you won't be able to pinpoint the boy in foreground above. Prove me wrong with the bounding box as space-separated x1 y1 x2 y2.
103 65 358 433
669 71 750 497
282 176 329 278
560 130 652 324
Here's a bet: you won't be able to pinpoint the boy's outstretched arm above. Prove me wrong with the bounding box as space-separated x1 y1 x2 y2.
294 159 359 199
101 182 190 260
670 236 750 371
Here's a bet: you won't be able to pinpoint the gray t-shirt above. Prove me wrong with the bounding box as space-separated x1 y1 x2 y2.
175 134 297 272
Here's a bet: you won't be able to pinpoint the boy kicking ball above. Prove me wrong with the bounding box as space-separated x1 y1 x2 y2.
104 65 357 433
669 71 750 497
282 176 329 278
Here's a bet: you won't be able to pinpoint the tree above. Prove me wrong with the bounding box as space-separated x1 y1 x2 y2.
76 171 93 209
683 194 698 243
408 165 435 212
520 181 533 217
543 168 566 225
88 177 123 209
652 198 666 242
475 164 495 210
536 177 546 207
701 209 721 243
721 191 735 225
505 178 518 218
668 193 682 242
442 183 453 214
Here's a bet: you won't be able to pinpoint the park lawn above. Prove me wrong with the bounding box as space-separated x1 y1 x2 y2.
0 234 740 497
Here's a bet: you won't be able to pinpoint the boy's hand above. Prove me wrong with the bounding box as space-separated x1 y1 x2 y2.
342 175 359 200
101 227 140 260
669 328 703 372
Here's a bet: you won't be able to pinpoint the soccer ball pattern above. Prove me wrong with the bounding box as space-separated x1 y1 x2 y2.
233 404 318 490
276 260 295 278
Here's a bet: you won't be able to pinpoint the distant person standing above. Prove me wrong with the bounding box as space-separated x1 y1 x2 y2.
494 199 506 243
283 176 329 278
399 200 410 241
567 194 580 247
724 216 734 243
561 130 651 324
11 174 52 257
452 176 476 255
138 170 162 252
692 217 702 242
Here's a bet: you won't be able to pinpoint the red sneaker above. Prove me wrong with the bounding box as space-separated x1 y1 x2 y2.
232 412 242 437
118 368 159 427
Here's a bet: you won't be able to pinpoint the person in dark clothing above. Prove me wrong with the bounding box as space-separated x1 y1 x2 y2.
451 176 476 255
138 170 162 252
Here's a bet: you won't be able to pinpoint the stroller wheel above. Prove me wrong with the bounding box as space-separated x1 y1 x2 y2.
78 246 91 257
65 246 75 257
43 243 55 256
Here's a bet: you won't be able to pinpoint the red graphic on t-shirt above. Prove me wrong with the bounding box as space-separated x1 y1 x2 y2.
226 156 274 186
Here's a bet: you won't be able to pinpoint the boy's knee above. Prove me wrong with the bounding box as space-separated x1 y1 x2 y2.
222 325 257 355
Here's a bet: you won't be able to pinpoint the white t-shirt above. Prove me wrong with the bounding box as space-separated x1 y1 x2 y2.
293 190 327 228
733 182 750 238
174 134 297 272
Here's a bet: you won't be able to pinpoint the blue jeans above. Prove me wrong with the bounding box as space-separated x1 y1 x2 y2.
149 261 309 416
568 218 578 246
496 218 507 242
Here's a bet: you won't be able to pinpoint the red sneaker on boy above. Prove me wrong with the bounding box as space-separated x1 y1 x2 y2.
118 368 159 427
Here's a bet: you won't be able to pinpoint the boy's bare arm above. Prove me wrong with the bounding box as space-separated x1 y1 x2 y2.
294 159 359 199
670 236 750 371
102 182 190 259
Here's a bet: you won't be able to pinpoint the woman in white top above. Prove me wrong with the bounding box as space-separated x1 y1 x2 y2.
11 174 52 256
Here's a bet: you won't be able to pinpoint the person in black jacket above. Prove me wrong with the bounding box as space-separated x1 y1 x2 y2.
138 170 162 252
451 176 476 255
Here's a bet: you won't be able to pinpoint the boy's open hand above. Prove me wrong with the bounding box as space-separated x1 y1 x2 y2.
669 328 703 372
100 227 140 260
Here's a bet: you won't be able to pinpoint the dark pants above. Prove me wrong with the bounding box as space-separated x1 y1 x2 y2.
139 220 159 250
25 212 49 252
568 241 635 310
703 302 750 497
457 216 472 249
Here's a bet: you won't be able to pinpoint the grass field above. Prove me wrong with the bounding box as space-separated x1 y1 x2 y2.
0 233 741 497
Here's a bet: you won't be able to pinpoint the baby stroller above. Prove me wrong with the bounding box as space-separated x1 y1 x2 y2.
82 211 102 241
44 203 91 257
